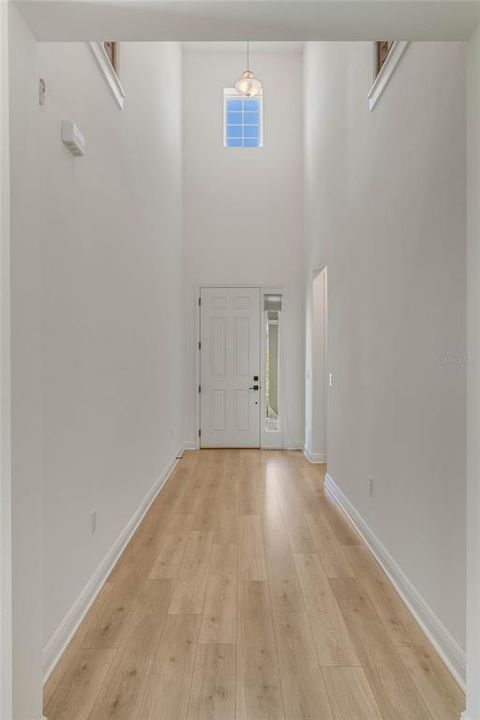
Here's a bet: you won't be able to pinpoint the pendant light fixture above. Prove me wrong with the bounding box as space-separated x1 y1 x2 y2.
234 41 262 98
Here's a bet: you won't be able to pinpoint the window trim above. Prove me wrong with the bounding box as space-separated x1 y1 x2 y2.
368 41 410 111
223 88 264 148
89 42 126 109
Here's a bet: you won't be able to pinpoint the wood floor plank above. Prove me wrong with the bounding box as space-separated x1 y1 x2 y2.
293 554 359 666
360 567 426 647
328 577 379 622
148 513 195 579
175 471 209 515
396 645 465 720
44 648 117 720
213 472 239 544
44 582 116 705
273 611 333 720
263 515 306 612
87 579 175 719
186 644 236 720
82 569 144 649
135 613 201 720
199 574 237 643
239 515 267 581
277 504 317 554
351 621 432 720
284 455 322 511
199 544 238 644
322 666 383 720
237 581 284 720
331 579 432 720
320 499 362 546
343 545 426 646
238 471 260 515
192 468 223 532
343 544 384 578
305 514 355 578
168 531 213 614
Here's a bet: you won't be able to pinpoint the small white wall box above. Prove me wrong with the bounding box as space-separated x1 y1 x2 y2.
61 120 86 156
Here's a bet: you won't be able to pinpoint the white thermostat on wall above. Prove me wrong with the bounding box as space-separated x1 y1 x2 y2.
61 120 85 156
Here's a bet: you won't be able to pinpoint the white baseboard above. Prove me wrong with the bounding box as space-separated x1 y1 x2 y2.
182 440 198 451
284 440 303 450
303 446 326 464
42 443 186 682
324 473 466 689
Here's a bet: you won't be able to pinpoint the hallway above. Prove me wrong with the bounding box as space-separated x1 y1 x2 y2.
44 449 464 720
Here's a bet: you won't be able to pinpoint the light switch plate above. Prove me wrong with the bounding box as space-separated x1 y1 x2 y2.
61 120 86 156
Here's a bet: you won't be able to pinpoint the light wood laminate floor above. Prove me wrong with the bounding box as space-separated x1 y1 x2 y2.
44 449 465 720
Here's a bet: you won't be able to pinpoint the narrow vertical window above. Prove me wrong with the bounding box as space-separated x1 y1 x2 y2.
264 294 282 432
224 89 263 148
104 42 118 73
375 41 394 77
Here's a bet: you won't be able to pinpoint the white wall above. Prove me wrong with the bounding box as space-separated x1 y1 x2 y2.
304 41 467 655
183 44 305 448
305 267 327 461
466 25 480 720
10 13 184 706
1 2 13 718
9 8 44 717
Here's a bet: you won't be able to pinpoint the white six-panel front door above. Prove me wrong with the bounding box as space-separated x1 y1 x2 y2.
200 287 261 447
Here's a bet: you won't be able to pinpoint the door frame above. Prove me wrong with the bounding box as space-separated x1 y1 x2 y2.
194 284 286 450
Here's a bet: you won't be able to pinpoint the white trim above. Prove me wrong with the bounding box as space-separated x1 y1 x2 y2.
182 440 198 451
284 441 303 451
89 42 126 109
303 447 325 464
324 472 466 689
368 41 410 111
460 713 472 720
42 443 185 681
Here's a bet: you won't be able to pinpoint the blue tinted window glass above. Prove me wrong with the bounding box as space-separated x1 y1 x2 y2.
227 125 242 139
225 93 262 147
244 112 259 125
244 125 259 139
227 111 242 124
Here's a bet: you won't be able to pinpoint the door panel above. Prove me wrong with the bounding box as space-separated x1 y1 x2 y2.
200 287 260 447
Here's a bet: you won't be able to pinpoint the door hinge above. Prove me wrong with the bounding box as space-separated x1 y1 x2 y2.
198 297 201 306
199 428 201 437
198 341 201 350
198 385 201 393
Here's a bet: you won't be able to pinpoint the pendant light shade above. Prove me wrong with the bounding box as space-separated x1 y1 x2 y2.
234 42 262 97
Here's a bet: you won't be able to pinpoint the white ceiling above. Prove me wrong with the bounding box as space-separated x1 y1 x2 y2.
16 0 480 42
182 41 305 53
